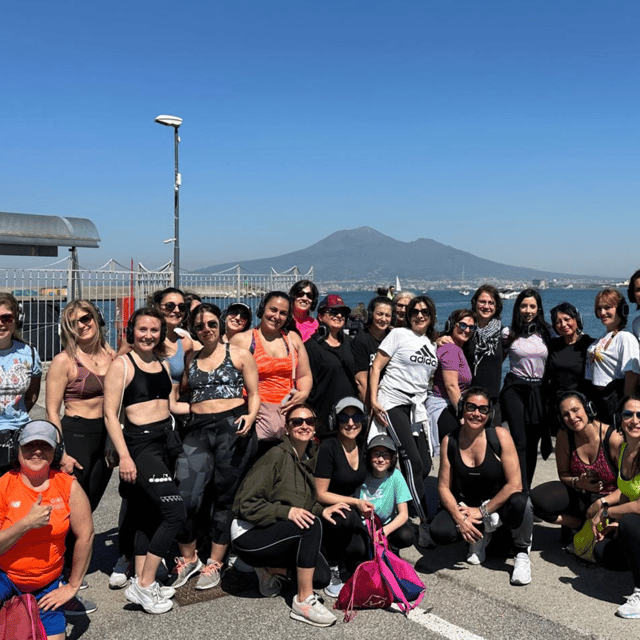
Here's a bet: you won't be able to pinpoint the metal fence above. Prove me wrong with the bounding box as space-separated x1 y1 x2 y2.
1 257 312 360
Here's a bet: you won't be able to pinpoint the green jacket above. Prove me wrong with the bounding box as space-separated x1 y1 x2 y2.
232 438 324 527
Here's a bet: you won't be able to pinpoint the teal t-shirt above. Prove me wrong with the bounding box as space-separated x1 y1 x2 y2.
358 468 412 524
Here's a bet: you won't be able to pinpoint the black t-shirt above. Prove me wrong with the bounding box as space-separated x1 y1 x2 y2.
306 336 358 434
544 334 594 402
314 436 367 497
351 329 384 374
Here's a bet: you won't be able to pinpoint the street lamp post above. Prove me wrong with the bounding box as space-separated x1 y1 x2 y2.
154 114 183 288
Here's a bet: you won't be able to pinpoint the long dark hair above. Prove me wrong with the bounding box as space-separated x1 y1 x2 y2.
620 394 640 478
505 289 550 347
628 270 640 310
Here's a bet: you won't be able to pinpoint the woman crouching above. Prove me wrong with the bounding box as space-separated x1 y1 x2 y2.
231 404 349 627
431 387 534 586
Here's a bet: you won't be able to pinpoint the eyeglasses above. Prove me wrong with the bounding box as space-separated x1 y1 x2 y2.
194 320 219 332
370 450 392 460
327 308 346 318
296 291 314 300
621 410 640 420
161 302 187 314
0 314 16 324
410 308 430 318
337 413 364 425
464 402 491 415
456 321 476 333
74 313 94 326
289 416 317 427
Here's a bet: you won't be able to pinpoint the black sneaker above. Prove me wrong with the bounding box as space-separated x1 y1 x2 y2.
64 595 98 616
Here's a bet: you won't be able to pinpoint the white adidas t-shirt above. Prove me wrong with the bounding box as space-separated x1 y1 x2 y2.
377 328 437 407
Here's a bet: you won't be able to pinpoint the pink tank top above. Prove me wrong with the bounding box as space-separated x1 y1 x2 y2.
570 435 617 495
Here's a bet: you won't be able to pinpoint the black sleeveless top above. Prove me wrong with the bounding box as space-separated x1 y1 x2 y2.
122 353 172 407
448 427 505 507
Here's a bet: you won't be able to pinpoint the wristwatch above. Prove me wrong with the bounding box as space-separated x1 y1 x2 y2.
600 498 609 508
602 508 609 520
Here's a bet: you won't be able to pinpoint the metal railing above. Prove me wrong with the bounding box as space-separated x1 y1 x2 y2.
1 257 312 359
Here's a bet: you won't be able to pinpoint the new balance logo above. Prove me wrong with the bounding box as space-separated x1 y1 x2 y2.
410 345 437 365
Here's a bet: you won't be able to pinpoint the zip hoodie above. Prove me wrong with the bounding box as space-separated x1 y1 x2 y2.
232 437 324 527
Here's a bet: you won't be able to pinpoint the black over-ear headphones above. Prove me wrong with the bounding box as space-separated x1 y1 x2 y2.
256 292 292 323
9 421 65 469
556 390 597 422
618 299 630 320
87 301 106 327
126 309 168 345
328 402 369 432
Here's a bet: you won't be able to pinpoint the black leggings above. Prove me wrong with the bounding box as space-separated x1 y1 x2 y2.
124 418 186 558
233 518 330 588
530 480 597 524
500 382 542 490
385 405 431 522
62 415 113 512
594 514 640 587
175 408 257 546
431 492 533 552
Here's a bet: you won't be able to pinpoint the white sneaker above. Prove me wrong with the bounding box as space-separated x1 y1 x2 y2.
290 593 337 627
323 566 344 598
255 567 282 598
109 555 131 589
510 552 532 586
617 590 640 618
467 533 492 565
125 577 173 614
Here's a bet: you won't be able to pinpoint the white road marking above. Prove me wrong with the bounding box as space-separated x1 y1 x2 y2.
408 609 486 640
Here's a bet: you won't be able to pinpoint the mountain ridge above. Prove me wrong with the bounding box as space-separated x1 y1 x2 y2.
201 226 599 282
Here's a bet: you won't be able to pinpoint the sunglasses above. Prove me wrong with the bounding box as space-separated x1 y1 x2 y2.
0 314 16 324
464 402 491 415
289 416 317 428
74 313 94 326
327 308 347 318
457 321 476 333
621 410 640 420
337 413 365 425
370 450 392 460
410 308 430 317
228 310 250 321
296 291 314 300
162 302 187 314
194 320 219 332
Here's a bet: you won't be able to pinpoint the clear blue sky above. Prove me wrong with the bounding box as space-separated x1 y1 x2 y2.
2 0 638 277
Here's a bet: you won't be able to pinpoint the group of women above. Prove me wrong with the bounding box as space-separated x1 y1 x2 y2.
1 268 640 633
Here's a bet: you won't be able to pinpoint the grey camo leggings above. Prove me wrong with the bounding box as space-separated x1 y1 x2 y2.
175 407 258 546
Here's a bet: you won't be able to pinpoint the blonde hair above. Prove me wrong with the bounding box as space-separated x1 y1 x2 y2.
60 300 107 357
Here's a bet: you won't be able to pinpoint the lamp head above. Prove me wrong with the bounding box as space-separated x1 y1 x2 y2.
154 114 183 128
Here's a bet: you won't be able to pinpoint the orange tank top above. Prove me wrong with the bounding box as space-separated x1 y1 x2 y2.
251 329 298 403
0 470 75 590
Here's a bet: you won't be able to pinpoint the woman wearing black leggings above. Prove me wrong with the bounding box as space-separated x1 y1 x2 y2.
104 307 189 615
231 404 348 628
369 295 438 545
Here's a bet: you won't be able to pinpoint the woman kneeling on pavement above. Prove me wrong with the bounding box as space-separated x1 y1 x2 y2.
530 391 621 544
431 387 534 586
589 394 640 618
0 420 94 640
231 404 349 627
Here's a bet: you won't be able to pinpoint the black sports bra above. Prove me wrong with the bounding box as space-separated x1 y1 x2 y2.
122 353 172 407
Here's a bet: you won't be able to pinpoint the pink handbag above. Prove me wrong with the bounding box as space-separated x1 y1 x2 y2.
0 594 47 640
335 514 426 622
